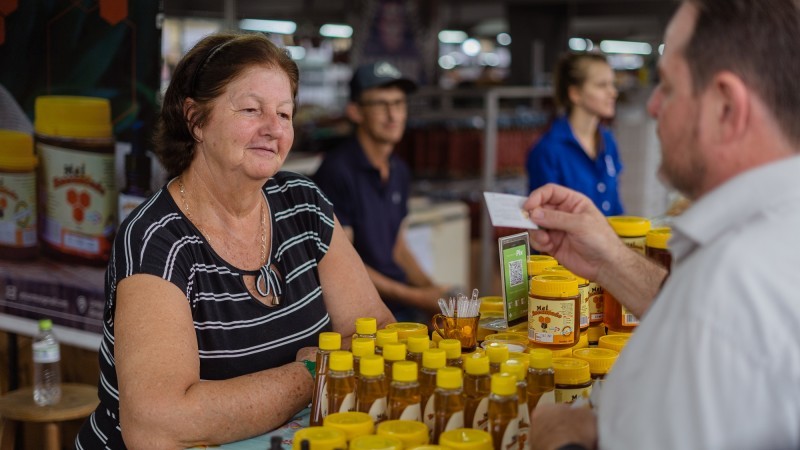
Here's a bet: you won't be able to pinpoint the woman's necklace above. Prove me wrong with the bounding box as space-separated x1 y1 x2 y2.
178 176 266 266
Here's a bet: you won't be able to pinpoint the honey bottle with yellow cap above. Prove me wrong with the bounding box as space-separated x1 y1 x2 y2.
382 342 407 391
545 266 590 334
528 274 581 349
406 335 430 368
376 329 399 355
438 339 463 368
485 342 509 374
0 130 38 260
351 337 376 382
501 360 529 450
572 347 619 409
526 348 555 413
327 351 357 415
355 317 378 340
310 332 342 426
552 357 592 405
387 361 421 421
356 354 388 423
420 348 447 434
528 254 558 281
488 373 519 450
605 216 652 332
463 353 491 430
646 227 672 272
432 367 465 443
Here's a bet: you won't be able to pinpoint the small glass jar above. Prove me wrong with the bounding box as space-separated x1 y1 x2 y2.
528 274 580 349
646 227 672 272
552 357 592 405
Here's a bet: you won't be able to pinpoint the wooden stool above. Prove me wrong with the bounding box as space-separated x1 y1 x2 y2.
0 383 98 450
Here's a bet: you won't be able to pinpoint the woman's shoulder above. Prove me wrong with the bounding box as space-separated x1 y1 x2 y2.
268 171 333 207
116 187 185 243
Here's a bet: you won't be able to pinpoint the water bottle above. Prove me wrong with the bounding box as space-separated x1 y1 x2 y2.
33 318 61 406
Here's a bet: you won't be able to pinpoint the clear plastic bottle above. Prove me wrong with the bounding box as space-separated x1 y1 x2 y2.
432 367 465 443
487 373 519 450
526 348 555 413
463 353 491 430
352 337 376 382
387 361 421 421
438 339 463 368
376 329 399 355
382 342 408 390
485 342 509 374
500 360 529 450
420 348 447 435
310 332 342 426
33 318 61 406
355 317 378 340
356 354 388 423
406 335 430 368
327 351 357 415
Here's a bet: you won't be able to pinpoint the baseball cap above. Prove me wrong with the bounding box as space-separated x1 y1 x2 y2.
349 61 418 101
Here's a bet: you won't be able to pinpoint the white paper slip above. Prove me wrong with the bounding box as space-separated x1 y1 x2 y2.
483 192 539 229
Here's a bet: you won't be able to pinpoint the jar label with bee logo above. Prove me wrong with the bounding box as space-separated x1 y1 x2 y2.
528 298 576 345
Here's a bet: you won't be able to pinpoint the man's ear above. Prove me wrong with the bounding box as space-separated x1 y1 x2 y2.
708 71 749 144
345 101 363 125
183 98 203 142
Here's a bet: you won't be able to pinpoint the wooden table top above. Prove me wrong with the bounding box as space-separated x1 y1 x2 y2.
0 383 98 422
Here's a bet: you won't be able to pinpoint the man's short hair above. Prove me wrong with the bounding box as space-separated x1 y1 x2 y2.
349 61 417 102
684 0 800 144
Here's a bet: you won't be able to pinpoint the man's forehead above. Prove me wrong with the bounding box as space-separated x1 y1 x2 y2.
663 2 697 57
360 86 406 99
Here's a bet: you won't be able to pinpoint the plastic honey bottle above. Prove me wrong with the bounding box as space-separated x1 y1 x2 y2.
355 317 378 340
526 348 555 413
485 342 509 374
463 353 491 430
310 332 342 426
572 347 619 409
438 339 463 368
376 329 399 355
356 354 388 423
383 342 407 390
432 367 465 443
552 357 592 405
327 351 357 415
406 335 429 368
501 360 529 450
420 348 447 435
387 361 421 421
487 373 519 450
352 337 376 381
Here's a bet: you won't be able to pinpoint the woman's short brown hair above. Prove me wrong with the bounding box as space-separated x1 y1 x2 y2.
154 33 299 178
553 52 611 114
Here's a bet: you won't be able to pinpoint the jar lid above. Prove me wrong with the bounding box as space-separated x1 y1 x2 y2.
406 335 430 354
422 348 446 369
544 265 588 285
376 420 429 447
351 338 375 358
392 361 418 382
350 434 403 450
384 322 428 341
438 428 493 450
436 367 463 389
527 254 558 276
356 317 377 335
438 339 461 359
382 342 407 362
359 354 384 377
529 274 579 297
484 333 527 353
478 296 504 313
646 227 672 250
34 96 112 138
323 412 374 441
572 348 619 375
464 353 489 375
0 130 37 170
319 332 342 351
376 329 399 348
587 325 606 342
607 216 652 237
292 426 347 450
329 351 354 372
528 348 553 369
598 334 631 353
552 357 591 385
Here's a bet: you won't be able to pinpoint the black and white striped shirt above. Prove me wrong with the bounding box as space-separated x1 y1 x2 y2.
76 172 335 448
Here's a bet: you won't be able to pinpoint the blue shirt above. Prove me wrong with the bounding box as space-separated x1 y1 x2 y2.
313 137 410 284
526 115 624 215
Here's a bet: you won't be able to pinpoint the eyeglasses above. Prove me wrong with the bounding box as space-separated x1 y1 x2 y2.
358 98 407 111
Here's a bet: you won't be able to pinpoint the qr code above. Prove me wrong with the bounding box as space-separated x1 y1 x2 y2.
508 259 524 287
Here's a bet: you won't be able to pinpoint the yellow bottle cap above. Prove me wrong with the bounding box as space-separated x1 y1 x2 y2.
0 130 37 170
292 426 348 450
483 333 527 353
34 96 113 138
407 335 430 354
544 266 587 285
438 339 462 359
385 322 428 341
392 361 418 382
552 357 591 385
383 342 407 362
607 216 651 237
529 274 579 297
329 351 354 372
407 446 449 450
350 434 404 450
484 342 509 364
646 227 672 250
572 348 619 375
478 296 504 313
356 317 377 335
500 360 525 382
422 348 447 370
506 351 529 372
528 348 553 370
464 353 489 375
376 329 399 348
491 372 517 396
376 420 430 447
587 325 606 343
323 412 375 441
598 334 631 353
319 332 342 351
438 428 493 450
527 254 558 276
360 354 385 377
351 338 376 358
436 367 463 389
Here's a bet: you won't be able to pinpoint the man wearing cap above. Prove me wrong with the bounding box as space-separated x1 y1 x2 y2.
313 61 447 321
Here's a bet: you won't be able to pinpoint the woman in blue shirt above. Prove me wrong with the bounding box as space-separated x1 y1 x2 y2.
526 52 624 215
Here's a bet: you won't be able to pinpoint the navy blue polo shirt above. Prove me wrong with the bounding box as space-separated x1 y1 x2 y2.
526 115 624 216
313 137 410 284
